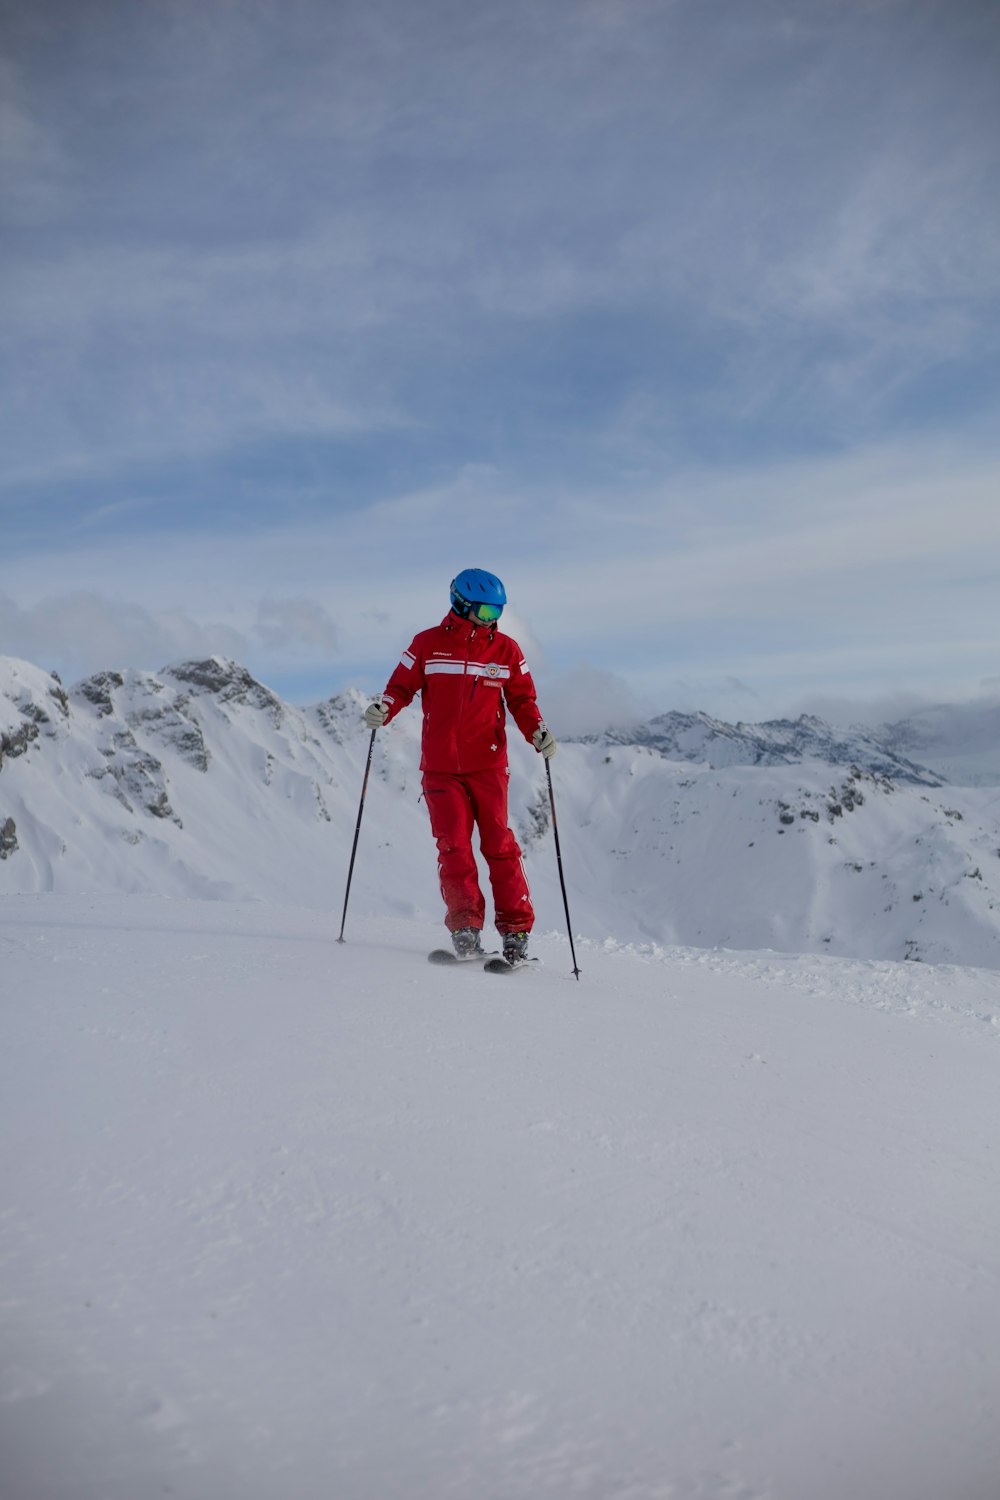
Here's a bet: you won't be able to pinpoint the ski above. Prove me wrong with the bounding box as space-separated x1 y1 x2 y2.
427 948 495 965
483 956 539 975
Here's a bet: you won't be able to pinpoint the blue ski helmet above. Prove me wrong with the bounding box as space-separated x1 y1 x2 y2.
450 568 507 624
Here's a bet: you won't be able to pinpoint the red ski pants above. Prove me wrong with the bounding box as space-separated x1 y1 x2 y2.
422 767 534 935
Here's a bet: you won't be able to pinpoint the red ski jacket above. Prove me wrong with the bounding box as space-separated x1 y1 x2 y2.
382 612 545 774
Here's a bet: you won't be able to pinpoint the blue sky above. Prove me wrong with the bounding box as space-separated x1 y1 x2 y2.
2 0 999 732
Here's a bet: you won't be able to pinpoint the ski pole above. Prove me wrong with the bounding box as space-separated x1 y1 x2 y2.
337 728 377 943
545 758 580 980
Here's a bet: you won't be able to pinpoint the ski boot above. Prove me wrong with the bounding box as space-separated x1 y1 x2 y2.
452 926 485 960
501 930 529 965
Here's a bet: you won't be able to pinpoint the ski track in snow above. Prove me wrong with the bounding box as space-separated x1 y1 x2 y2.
2 897 999 1500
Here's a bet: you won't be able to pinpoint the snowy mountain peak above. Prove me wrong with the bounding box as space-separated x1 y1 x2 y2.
2 654 998 967
0 657 71 762
163 657 285 721
585 707 943 786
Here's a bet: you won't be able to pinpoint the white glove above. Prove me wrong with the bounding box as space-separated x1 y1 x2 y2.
364 699 389 730
532 725 556 758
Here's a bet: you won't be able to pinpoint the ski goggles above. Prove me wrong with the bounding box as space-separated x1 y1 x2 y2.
471 601 503 623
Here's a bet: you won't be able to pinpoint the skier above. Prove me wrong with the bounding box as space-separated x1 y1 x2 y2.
364 569 556 965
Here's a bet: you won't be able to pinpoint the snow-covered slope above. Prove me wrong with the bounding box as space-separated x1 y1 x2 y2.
2 655 999 968
0 655 438 911
2 897 999 1500
547 746 1000 968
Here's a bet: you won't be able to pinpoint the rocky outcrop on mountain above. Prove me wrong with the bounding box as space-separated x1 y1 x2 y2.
165 659 284 727
129 702 211 773
0 817 17 859
49 674 70 717
517 781 551 848
1 670 69 768
583 710 942 787
75 665 219 775
77 671 126 717
0 719 40 766
118 675 212 774
312 690 369 746
772 766 892 833
92 728 178 823
2 655 359 894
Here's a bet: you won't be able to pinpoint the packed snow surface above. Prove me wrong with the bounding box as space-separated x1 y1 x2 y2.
3 897 1000 1500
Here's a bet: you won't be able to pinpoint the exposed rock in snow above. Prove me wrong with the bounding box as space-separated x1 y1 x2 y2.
0 719 40 764
130 701 211 774
0 660 72 765
165 657 284 726
76 670 125 718
311 688 370 745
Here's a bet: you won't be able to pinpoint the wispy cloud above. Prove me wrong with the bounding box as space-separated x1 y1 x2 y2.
0 591 341 683
0 592 250 678
793 683 1000 733
2 0 998 716
5 433 998 714
255 598 338 655
3 0 998 483
535 663 652 739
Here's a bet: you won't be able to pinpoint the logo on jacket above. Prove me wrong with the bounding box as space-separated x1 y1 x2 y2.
487 664 500 677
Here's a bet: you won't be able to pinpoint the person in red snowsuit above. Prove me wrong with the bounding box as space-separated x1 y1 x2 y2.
364 569 556 964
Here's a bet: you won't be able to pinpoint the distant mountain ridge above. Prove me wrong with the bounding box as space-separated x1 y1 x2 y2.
577 709 943 786
876 700 1000 787
3 654 999 968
